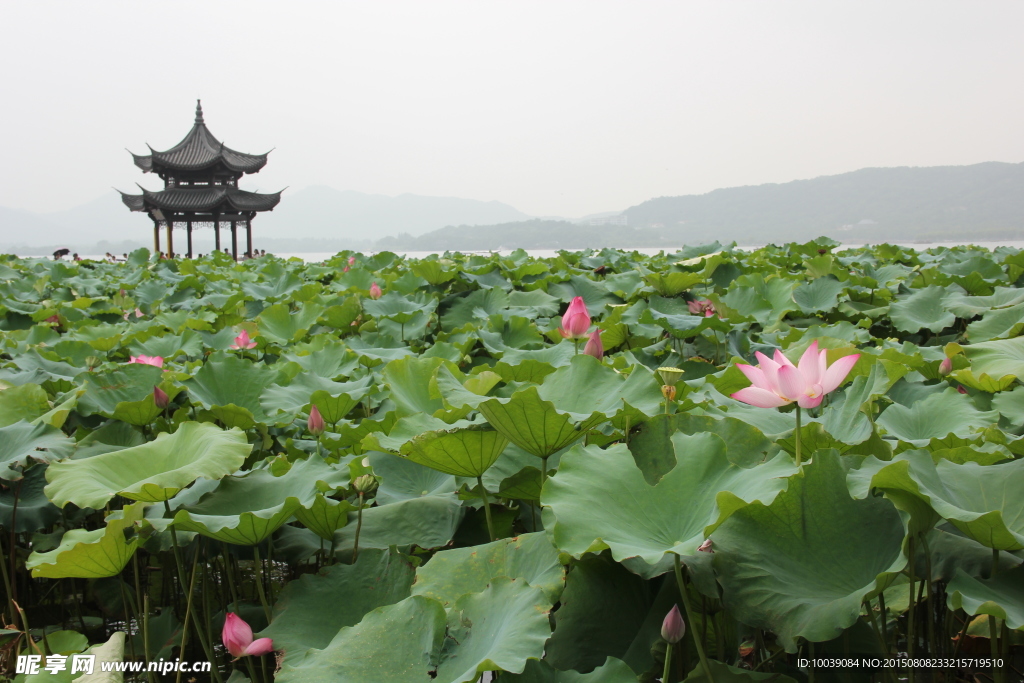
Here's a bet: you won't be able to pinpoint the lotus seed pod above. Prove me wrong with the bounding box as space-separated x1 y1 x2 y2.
657 367 684 387
661 604 685 644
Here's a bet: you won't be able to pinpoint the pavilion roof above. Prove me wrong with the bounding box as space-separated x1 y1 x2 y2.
130 101 270 174
119 186 282 213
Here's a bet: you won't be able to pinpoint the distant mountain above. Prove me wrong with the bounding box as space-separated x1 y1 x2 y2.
0 187 530 254
623 161 1024 243
375 219 675 251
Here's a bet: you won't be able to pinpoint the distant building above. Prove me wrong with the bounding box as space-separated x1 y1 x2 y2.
118 101 282 259
577 213 629 227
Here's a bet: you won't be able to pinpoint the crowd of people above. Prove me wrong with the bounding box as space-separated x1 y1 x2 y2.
51 248 270 261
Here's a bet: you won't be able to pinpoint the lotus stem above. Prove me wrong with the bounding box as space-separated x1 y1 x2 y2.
906 534 916 683
662 640 673 683
990 547 1002 683
794 406 802 466
0 535 15 624
144 594 156 683
244 655 259 683
252 544 273 624
540 457 549 498
921 534 936 659
221 543 240 608
477 476 496 542
133 553 153 678
672 554 715 683
175 545 199 683
352 493 365 564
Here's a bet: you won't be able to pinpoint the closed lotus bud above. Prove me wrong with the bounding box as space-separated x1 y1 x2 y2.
697 538 713 553
153 386 169 409
583 328 603 359
661 384 677 402
661 605 685 644
369 282 382 299
307 405 325 436
353 475 377 495
938 357 952 376
957 385 968 395
657 367 684 387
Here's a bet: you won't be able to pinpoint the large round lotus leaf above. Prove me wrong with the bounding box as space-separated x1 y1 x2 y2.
849 450 1024 550
368 451 456 505
535 355 663 428
947 566 1024 630
712 451 907 651
128 329 203 360
184 354 282 423
169 456 348 545
364 291 437 324
362 414 478 454
260 548 416 663
682 660 798 682
546 436 798 568
257 302 326 344
77 364 163 416
295 494 356 541
0 466 61 532
875 387 998 446
0 383 50 427
0 421 75 480
412 532 565 607
282 339 360 379
333 495 465 553
503 657 638 682
383 356 448 416
44 422 251 509
958 336 1024 380
435 578 552 682
402 424 509 478
26 502 145 578
276 594 447 683
260 373 371 422
889 285 956 333
478 387 598 459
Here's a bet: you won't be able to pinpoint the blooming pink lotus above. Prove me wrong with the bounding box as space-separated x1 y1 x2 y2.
129 355 164 368
222 613 273 659
230 330 258 350
369 282 382 300
732 341 859 410
559 296 591 339
583 328 603 359
688 300 716 317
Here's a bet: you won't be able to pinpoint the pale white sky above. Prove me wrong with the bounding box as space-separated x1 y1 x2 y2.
2 1 1022 217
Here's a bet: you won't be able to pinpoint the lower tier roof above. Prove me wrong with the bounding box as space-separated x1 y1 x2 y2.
119 186 282 213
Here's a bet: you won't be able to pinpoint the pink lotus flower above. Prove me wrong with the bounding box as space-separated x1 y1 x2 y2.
938 357 952 376
343 266 350 272
661 605 685 643
153 386 169 409
348 256 356 266
129 355 164 368
583 328 603 359
308 404 325 436
731 341 859 410
230 330 258 350
559 296 591 339
222 613 273 659
697 539 713 553
688 300 716 317
369 282 382 300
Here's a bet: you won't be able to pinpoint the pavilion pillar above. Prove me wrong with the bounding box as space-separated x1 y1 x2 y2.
186 221 193 258
153 222 160 256
231 221 238 260
166 221 174 258
246 221 253 257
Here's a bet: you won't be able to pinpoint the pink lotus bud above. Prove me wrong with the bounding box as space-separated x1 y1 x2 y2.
308 404 325 436
222 613 274 659
661 605 685 644
583 328 603 359
369 282 382 300
688 299 716 317
153 386 169 409
559 296 591 339
348 256 356 266
938 358 952 376
129 355 164 368
957 385 968 394
343 266 350 272
119 289 127 297
230 330 258 350
697 538 713 553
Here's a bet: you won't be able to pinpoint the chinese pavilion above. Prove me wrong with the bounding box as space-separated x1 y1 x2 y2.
119 101 282 259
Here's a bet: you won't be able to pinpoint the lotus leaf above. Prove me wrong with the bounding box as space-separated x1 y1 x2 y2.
402 423 509 478
0 383 50 427
26 503 145 578
0 421 75 480
184 354 282 424
947 566 1024 630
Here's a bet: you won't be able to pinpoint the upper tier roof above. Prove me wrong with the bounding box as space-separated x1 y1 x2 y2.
119 186 282 213
131 101 270 174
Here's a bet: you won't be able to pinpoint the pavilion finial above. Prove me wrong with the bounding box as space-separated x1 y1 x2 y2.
195 100 204 124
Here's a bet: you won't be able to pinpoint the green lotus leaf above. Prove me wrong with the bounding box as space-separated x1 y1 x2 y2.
383 356 449 416
943 287 1024 318
184 354 283 424
26 502 145 578
261 547 416 663
282 338 360 379
681 660 799 682
478 386 598 459
640 298 732 339
947 566 1024 630
45 422 251 509
294 494 356 541
966 301 1024 341
955 336 1024 380
642 271 704 296
0 383 50 427
128 329 203 360
497 467 543 501
712 451 907 651
889 285 957 333
275 595 447 683
412 532 564 607
546 436 798 569
368 451 456 504
535 356 663 428
111 393 162 426
402 424 509 478
332 494 464 553
77 364 164 417
0 466 61 532
721 272 797 325
257 302 326 344
849 450 1024 550
821 360 908 444
0 421 75 480
503 657 639 682
170 456 348 545
208 404 257 430
435 578 552 682
793 276 845 313
260 372 372 422
876 387 998 446
362 414 478 454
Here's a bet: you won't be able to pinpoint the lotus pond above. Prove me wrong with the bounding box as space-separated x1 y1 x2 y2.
1 239 1023 682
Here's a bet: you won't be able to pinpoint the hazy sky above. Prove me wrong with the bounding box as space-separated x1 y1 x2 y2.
2 1 1023 218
